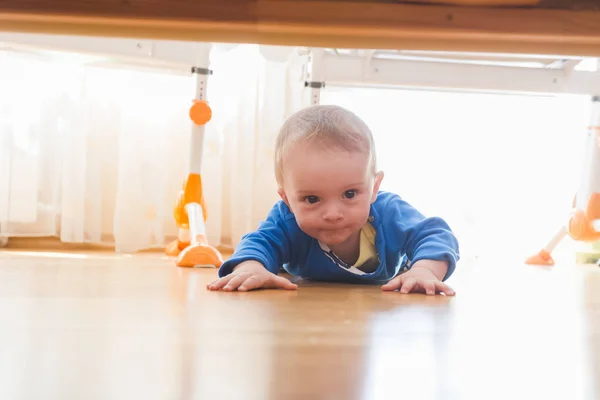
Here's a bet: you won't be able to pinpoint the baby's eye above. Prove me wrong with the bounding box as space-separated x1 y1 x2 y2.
304 196 319 204
344 190 357 199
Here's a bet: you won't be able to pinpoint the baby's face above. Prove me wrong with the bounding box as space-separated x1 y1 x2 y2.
278 141 382 247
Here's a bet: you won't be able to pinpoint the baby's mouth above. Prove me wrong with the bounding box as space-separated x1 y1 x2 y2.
319 227 350 239
321 227 345 233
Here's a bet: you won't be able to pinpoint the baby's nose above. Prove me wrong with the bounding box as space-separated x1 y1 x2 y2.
323 205 343 222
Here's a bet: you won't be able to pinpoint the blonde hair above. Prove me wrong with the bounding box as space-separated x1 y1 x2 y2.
274 104 377 187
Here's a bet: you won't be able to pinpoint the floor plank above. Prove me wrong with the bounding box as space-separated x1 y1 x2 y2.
0 249 598 400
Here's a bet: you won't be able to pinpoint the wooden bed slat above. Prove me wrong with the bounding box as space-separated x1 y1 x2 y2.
1 0 600 56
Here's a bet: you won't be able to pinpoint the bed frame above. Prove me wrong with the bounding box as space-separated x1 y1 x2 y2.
1 0 600 56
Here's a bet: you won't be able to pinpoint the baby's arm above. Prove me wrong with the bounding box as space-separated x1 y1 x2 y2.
207 202 297 292
381 195 460 295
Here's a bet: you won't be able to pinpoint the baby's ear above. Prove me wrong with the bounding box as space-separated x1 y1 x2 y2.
278 188 290 207
371 171 384 203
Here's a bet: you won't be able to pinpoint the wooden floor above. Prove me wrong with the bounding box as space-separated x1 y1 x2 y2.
0 249 599 400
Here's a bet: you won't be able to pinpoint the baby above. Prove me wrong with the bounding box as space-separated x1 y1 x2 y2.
208 105 460 295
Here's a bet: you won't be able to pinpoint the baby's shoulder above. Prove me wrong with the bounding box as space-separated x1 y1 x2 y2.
267 200 311 245
371 190 425 222
371 190 403 211
270 199 297 222
264 200 303 236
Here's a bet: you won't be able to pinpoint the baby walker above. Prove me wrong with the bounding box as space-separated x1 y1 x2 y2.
166 43 223 268
526 96 600 265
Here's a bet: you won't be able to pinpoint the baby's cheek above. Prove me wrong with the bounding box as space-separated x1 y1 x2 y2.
353 206 371 226
294 214 314 232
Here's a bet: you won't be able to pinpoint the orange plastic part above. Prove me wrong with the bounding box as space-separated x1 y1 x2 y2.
525 250 554 266
165 239 190 256
168 173 207 257
173 173 207 229
176 235 224 268
189 100 212 126
568 193 600 242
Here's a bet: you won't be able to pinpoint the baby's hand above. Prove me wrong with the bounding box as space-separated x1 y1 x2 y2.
207 260 297 292
381 260 455 296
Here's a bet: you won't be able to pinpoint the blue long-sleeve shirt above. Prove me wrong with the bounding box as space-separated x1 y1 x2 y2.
218 191 460 283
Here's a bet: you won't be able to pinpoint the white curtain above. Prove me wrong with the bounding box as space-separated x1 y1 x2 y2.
3 44 588 261
0 45 310 253
202 45 310 247
322 87 589 260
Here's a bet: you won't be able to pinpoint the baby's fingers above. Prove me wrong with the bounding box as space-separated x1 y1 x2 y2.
399 277 417 294
222 274 249 291
238 275 297 291
435 281 456 296
381 275 403 291
423 281 437 296
267 275 298 290
238 275 265 292
207 275 234 290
